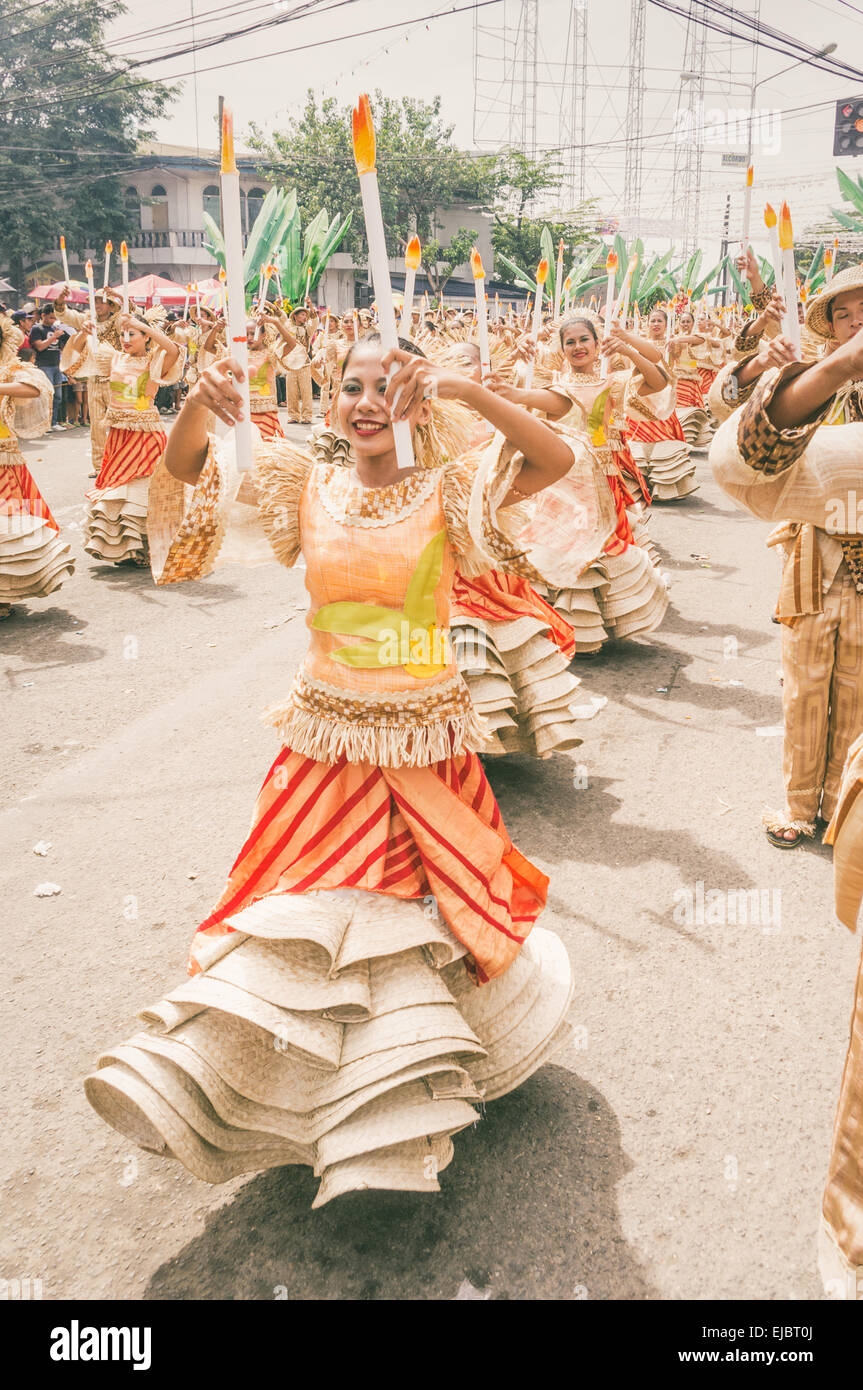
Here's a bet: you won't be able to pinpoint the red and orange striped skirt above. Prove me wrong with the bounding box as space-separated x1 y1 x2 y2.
191 745 549 984
93 426 166 492
626 413 687 446
452 570 576 660
252 410 285 442
0 461 58 531
697 366 718 396
676 377 706 411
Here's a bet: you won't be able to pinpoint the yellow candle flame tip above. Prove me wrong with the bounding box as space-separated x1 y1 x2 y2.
764 203 776 228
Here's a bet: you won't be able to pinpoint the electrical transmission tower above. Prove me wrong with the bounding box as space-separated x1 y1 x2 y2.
624 0 646 221
673 1 708 256
473 1 591 212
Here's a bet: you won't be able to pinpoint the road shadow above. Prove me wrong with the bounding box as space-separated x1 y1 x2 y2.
87 563 245 608
144 1064 655 1301
0 605 104 672
486 761 758 894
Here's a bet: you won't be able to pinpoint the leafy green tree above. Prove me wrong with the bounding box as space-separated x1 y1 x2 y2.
0 0 173 299
422 227 478 296
488 148 597 270
249 90 493 262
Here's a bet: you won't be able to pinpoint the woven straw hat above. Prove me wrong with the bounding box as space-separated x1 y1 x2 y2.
805 263 863 340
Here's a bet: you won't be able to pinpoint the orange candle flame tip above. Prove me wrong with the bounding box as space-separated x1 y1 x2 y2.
536 258 549 284
352 93 376 175
405 234 422 269
221 104 237 175
470 247 485 280
764 203 776 228
778 201 793 251
606 250 618 272
746 165 754 186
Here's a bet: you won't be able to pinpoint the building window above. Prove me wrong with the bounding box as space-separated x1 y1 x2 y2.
203 184 221 226
247 187 265 227
124 186 141 230
150 183 169 232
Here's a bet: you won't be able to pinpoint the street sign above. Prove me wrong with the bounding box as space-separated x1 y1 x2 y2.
721 152 749 167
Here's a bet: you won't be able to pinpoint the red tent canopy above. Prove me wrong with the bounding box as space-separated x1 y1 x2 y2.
118 274 189 307
30 280 90 303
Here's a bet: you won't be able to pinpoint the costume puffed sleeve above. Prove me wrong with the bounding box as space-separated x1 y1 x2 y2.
56 305 85 330
707 355 762 425
710 362 862 524
449 427 619 590
442 441 537 579
149 343 186 387
147 432 312 584
252 438 313 568
9 363 53 439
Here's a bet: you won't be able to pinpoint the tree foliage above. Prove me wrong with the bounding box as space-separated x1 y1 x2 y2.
488 148 597 269
0 0 174 295
250 90 492 263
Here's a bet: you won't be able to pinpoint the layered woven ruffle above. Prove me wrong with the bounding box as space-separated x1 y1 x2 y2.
84 476 150 564
0 512 75 602
85 889 573 1206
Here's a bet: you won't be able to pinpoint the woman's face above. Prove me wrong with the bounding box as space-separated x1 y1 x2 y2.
561 323 597 369
648 310 667 338
122 324 147 354
336 345 429 460
829 289 863 344
679 312 694 334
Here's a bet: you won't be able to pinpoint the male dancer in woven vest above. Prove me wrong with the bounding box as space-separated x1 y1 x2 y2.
711 265 863 848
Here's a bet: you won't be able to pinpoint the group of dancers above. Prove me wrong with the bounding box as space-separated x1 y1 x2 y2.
4 221 863 1291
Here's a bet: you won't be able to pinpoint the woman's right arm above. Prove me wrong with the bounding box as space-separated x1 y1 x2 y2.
163 358 246 484
485 376 571 418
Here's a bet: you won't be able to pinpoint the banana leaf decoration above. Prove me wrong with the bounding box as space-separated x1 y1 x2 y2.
831 167 863 233
277 207 353 304
586 386 611 447
203 184 351 308
311 530 448 678
203 187 298 304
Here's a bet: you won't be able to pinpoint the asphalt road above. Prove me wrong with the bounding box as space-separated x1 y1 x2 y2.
2 414 858 1301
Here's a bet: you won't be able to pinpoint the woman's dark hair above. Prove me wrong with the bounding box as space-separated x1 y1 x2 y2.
342 332 427 374
559 315 599 348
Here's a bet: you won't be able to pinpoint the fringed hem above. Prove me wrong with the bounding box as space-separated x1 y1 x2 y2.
761 809 817 836
261 701 491 768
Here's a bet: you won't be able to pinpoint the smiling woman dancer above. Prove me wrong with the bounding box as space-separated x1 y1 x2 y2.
84 333 583 1206
487 313 673 650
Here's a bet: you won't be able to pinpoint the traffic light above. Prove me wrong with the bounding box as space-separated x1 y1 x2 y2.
834 97 863 156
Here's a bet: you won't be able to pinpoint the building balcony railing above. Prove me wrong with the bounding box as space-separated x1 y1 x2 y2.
45 229 225 254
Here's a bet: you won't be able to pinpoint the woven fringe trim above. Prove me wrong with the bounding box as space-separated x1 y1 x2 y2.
105 408 163 431
761 809 817 836
261 702 490 768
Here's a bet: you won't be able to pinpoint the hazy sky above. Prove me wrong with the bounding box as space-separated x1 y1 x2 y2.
109 0 863 258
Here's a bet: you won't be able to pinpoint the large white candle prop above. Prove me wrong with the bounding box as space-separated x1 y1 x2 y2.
84 259 97 345
220 104 253 473
522 257 548 390
600 248 618 380
470 247 491 380
778 201 801 354
763 204 781 299
120 241 129 314
554 237 564 320
400 234 421 335
352 92 414 472
741 163 753 253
